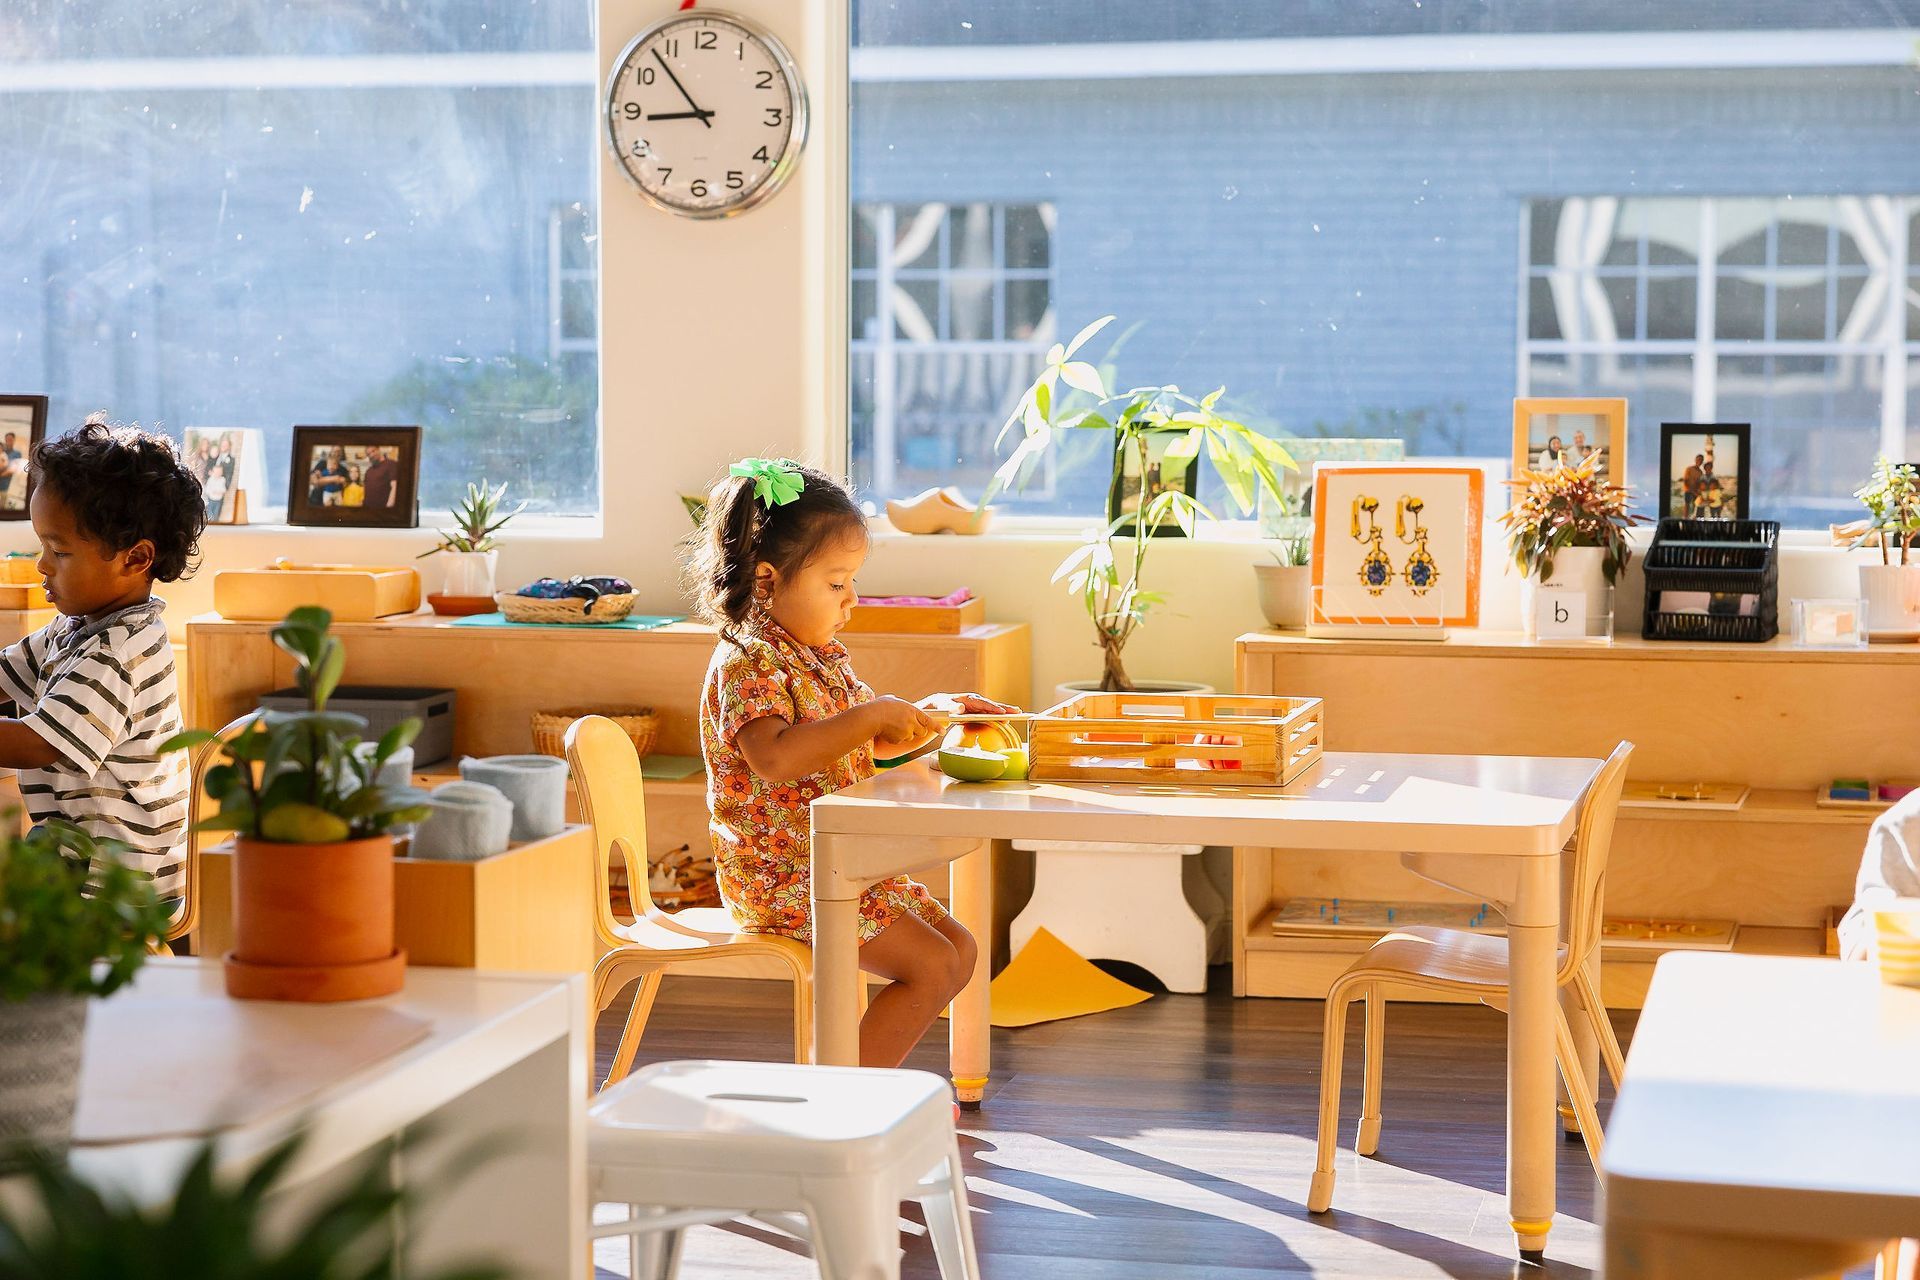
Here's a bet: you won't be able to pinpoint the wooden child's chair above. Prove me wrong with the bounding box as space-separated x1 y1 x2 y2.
158 712 259 955
566 714 819 1091
1307 741 1634 1214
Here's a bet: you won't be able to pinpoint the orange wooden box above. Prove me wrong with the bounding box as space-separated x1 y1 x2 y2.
842 596 985 634
214 562 421 622
0 583 50 609
0 557 40 585
1028 690 1325 787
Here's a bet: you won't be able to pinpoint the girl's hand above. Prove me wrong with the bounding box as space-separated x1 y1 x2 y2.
918 692 1020 718
867 695 938 748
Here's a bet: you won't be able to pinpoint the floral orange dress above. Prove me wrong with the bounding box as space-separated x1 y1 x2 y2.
700 617 946 946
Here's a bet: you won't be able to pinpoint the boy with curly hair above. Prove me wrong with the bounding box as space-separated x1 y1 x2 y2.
0 421 206 899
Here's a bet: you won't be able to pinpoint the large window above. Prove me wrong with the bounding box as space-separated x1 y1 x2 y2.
1523 196 1916 527
849 4 1920 526
0 1 600 516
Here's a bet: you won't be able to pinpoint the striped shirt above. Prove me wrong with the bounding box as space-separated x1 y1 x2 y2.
0 599 188 896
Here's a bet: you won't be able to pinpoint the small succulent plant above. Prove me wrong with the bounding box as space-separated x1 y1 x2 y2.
421 479 526 558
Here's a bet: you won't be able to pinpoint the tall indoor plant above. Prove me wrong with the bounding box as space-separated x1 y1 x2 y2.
1500 452 1646 638
165 607 431 1002
1853 456 1920 640
985 316 1297 691
0 823 170 1161
420 478 525 612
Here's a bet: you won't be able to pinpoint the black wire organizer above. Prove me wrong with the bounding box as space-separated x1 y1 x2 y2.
1640 518 1781 642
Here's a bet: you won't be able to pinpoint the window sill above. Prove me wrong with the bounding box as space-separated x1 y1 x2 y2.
203 513 607 541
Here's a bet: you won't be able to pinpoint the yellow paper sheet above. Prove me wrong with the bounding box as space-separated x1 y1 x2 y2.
947 926 1152 1028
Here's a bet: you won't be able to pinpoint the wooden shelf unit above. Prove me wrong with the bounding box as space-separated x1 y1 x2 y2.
186 612 1031 977
1234 630 1911 1008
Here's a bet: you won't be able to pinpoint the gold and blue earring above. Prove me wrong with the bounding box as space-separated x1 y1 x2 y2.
1351 495 1392 595
1396 495 1439 595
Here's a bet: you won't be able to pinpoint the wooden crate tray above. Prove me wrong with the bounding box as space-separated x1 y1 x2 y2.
0 582 50 610
842 596 984 634
1029 690 1324 787
214 562 421 622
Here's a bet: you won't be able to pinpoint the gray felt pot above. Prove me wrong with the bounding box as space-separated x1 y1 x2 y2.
411 780 514 862
0 994 89 1161
459 755 568 842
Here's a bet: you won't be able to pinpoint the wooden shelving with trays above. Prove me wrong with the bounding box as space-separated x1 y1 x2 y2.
1233 630 1915 1008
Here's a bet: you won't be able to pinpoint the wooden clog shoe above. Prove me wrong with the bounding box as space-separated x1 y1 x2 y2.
885 487 994 536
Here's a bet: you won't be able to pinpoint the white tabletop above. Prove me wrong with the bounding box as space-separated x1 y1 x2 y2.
51 958 580 1207
1605 953 1920 1241
813 752 1600 855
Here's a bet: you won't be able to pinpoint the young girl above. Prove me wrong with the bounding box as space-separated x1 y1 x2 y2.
692 458 1013 1068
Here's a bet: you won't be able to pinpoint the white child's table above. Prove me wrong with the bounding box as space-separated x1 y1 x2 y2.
1604 952 1920 1279
1 959 587 1276
810 750 1601 1260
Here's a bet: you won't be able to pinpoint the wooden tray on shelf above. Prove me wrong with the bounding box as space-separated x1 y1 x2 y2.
842 597 985 634
214 562 421 622
1029 690 1324 787
0 582 50 610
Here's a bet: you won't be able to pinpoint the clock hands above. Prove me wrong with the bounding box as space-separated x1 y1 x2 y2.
651 49 713 128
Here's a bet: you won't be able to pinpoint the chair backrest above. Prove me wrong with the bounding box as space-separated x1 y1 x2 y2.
169 711 261 945
1559 740 1634 983
565 714 658 948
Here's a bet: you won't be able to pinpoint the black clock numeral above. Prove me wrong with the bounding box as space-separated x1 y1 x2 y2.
663 37 679 56
726 170 744 190
690 178 708 197
764 107 783 127
658 167 672 182
752 146 770 163
756 70 774 89
640 66 655 84
631 140 650 158
695 30 716 50
621 101 642 120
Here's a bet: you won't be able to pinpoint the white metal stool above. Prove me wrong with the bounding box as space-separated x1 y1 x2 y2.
589 1059 981 1280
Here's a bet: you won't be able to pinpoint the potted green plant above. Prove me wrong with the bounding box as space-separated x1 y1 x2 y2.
1253 535 1312 630
420 479 525 614
1854 457 1920 641
1500 452 1646 638
164 607 431 1002
986 316 1297 692
0 1126 510 1279
0 822 169 1161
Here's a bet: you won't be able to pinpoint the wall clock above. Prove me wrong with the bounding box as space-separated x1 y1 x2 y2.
603 9 808 218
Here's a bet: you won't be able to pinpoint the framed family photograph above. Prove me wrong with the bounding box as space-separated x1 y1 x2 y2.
1659 423 1750 521
183 427 266 525
0 394 48 520
1512 397 1627 488
287 425 422 528
1107 430 1200 537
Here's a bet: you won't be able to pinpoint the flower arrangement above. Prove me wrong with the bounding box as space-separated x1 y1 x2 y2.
1499 452 1646 583
1853 456 1920 567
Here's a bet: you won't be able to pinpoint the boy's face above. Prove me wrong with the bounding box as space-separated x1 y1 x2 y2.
759 527 868 648
31 486 155 618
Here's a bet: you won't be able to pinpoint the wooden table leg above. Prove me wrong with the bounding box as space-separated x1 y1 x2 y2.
1507 856 1561 1259
810 831 863 1068
948 840 992 1107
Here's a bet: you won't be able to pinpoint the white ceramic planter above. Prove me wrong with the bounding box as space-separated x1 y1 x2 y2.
1860 563 1920 642
438 549 499 598
1520 545 1613 639
1253 563 1311 630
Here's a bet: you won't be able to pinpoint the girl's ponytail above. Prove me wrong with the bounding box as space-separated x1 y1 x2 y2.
686 460 866 647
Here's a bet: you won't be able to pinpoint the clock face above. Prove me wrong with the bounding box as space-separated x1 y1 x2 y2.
603 11 808 218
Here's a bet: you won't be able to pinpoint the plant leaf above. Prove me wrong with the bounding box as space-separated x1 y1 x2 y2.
1062 314 1115 359
1058 360 1106 397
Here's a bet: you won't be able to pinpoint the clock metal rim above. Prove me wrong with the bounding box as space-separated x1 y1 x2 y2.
601 8 810 221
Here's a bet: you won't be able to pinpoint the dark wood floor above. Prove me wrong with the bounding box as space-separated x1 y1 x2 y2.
592 971 1636 1279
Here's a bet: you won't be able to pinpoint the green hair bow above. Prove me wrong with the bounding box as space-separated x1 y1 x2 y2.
730 457 805 507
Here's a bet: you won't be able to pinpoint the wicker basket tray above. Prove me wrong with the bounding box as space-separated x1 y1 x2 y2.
1029 691 1324 787
498 591 638 625
531 707 658 759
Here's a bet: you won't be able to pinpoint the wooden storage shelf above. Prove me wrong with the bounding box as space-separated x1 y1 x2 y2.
1234 631 1910 1009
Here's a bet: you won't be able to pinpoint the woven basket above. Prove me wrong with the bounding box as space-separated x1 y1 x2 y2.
498 591 637 625
531 707 658 760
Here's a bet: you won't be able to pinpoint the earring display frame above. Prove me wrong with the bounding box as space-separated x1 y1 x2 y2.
1310 464 1483 632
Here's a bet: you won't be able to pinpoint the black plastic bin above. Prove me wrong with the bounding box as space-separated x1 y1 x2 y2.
1640 518 1780 643
257 685 457 766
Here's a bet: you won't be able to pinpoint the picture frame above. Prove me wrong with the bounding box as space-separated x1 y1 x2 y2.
1659 422 1751 521
183 427 267 526
0 394 49 521
1107 431 1200 538
1309 464 1484 629
286 425 422 529
1512 397 1627 490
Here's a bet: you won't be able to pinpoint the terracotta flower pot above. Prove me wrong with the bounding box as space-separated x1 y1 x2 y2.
225 835 405 1002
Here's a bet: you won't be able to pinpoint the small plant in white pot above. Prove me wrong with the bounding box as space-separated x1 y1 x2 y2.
420 478 525 615
1500 452 1645 638
985 316 1297 693
1253 535 1312 630
1 822 170 1164
1853 457 1920 641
